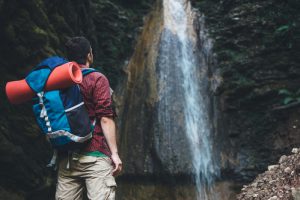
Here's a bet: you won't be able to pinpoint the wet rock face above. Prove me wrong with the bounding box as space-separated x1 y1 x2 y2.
115 1 203 176
0 0 153 199
153 28 197 175
192 0 300 184
115 1 166 176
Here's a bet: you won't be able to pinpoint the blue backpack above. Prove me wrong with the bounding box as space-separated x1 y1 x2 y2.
26 56 97 151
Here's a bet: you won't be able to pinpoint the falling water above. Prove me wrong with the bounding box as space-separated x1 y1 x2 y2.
157 0 219 199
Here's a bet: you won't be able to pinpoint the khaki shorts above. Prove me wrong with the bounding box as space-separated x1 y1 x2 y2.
55 154 116 200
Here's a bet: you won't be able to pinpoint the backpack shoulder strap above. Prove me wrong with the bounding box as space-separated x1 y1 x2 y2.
82 68 113 96
82 68 99 76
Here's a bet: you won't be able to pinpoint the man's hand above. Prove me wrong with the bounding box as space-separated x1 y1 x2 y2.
111 153 122 176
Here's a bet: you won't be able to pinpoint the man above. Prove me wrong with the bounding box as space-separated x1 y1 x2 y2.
55 36 122 200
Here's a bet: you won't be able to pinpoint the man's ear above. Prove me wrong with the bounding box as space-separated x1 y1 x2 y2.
87 52 92 63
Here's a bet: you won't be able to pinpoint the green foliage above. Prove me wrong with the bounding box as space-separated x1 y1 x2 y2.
278 89 292 96
233 75 255 87
274 22 297 48
278 89 300 105
275 25 291 34
218 50 248 63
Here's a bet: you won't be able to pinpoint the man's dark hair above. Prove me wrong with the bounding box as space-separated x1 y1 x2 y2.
65 36 91 64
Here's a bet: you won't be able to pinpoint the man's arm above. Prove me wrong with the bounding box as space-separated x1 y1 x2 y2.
101 116 122 176
92 73 122 176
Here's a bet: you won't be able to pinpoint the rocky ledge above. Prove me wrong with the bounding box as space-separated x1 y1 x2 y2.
237 148 300 200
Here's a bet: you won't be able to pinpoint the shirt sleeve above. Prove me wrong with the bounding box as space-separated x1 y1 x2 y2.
92 73 114 119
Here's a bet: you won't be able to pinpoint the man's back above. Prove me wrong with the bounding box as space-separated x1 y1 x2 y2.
79 70 114 156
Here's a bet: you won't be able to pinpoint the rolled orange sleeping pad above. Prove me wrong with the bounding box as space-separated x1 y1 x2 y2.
5 62 82 104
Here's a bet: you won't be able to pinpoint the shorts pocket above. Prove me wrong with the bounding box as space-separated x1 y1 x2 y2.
104 176 117 188
104 176 116 200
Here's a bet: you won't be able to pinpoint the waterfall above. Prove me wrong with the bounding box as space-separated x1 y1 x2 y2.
157 0 219 199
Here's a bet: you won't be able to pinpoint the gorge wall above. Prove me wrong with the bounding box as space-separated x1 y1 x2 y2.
116 0 300 199
192 0 300 186
0 0 300 199
133 0 300 196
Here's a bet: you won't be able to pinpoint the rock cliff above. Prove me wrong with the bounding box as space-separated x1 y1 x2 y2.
116 0 197 175
115 0 300 198
192 0 300 186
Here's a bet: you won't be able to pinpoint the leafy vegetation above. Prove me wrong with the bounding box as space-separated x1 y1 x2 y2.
278 89 300 105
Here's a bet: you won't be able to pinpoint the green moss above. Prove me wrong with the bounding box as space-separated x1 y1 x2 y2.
217 49 248 63
15 45 31 60
4 25 15 42
233 76 255 87
50 14 73 35
33 26 48 39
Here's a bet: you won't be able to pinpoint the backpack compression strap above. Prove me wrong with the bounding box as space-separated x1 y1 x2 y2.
25 56 68 93
26 57 68 135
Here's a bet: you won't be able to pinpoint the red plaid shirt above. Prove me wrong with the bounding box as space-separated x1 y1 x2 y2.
79 67 114 156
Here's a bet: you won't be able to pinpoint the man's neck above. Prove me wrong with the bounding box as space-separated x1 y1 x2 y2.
79 62 90 68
